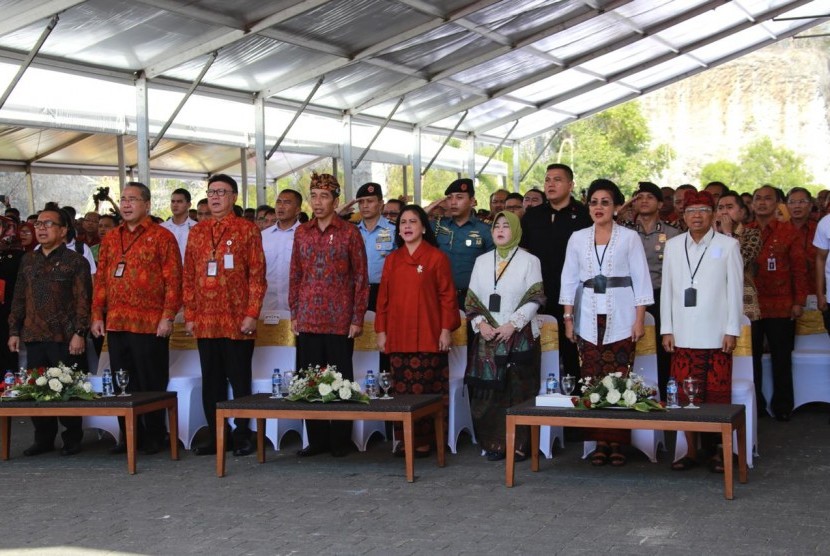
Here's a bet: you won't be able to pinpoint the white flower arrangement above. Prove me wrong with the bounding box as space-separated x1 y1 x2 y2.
286 365 370 404
575 372 664 412
1 362 98 402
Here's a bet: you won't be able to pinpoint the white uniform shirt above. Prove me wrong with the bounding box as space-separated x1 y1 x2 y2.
559 224 653 345
660 229 743 348
261 220 300 312
813 214 830 297
161 217 197 262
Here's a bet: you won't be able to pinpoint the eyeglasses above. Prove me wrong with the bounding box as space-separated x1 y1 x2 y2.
684 207 713 214
33 220 61 229
787 199 811 206
588 199 613 207
206 189 233 197
382 211 400 219
120 196 144 204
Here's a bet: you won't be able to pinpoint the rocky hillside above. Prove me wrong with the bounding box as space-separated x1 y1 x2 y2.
639 39 830 189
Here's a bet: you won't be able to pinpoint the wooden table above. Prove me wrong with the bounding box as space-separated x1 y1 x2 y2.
505 402 748 499
215 393 445 482
0 392 179 474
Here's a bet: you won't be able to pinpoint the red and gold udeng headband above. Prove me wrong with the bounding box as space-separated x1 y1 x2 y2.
310 172 341 196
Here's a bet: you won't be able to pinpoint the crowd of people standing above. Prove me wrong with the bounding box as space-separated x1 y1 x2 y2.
2 163 827 470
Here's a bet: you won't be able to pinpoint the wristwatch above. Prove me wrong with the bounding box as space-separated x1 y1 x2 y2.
74 328 88 337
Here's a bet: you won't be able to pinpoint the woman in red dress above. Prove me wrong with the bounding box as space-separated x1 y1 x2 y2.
376 204 460 457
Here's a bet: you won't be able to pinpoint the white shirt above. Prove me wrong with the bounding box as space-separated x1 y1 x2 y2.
467 248 544 336
813 214 830 297
261 220 300 312
161 217 197 262
38 240 96 275
660 229 743 348
559 224 653 345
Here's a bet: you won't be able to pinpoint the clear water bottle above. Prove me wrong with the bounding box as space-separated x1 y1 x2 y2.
102 368 114 397
666 376 679 408
545 373 558 395
271 368 283 399
365 370 377 399
3 370 13 392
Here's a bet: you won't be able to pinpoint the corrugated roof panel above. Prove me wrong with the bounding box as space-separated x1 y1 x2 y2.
581 38 673 77
623 55 703 90
452 49 556 91
395 83 475 123
531 11 622 60
0 0 219 70
554 83 637 117
163 36 336 92
505 109 575 139
692 26 775 64
656 4 744 48
280 64 406 110
463 0 558 26
463 98 534 131
273 0 430 52
373 25 468 69
510 68 601 105
616 0 696 30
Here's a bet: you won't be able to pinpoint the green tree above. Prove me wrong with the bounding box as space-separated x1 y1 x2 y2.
699 137 815 194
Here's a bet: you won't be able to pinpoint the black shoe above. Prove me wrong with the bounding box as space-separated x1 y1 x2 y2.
775 412 791 422
486 450 506 461
331 447 350 458
23 443 54 457
193 444 217 456
142 439 164 455
297 445 327 458
109 443 127 455
61 443 82 456
232 440 254 457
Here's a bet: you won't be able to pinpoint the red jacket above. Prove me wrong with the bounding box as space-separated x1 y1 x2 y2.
747 219 808 318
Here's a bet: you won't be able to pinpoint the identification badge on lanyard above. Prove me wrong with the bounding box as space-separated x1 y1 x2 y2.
207 259 218 277
767 257 776 271
488 293 501 312
592 274 607 294
114 262 126 278
224 253 234 269
684 287 697 307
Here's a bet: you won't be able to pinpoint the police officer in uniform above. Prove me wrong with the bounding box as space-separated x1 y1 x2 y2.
431 178 494 309
626 181 680 398
356 182 396 312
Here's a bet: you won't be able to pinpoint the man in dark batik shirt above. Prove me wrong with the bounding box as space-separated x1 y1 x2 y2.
8 208 92 457
290 173 369 458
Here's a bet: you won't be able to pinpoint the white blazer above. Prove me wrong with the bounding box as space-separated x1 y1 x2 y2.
559 223 653 345
660 230 743 348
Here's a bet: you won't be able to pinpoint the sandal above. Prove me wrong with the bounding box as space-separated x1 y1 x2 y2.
591 445 610 466
609 443 626 467
486 450 506 461
708 454 729 474
514 450 528 462
671 456 698 471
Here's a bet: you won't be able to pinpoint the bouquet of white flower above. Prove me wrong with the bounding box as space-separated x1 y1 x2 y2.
575 372 664 412
1 363 97 402
286 365 370 404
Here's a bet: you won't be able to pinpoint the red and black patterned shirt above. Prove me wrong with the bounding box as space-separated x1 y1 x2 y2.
289 215 369 335
93 217 182 333
183 213 266 339
747 219 808 318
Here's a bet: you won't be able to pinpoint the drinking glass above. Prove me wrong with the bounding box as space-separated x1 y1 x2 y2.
115 369 131 397
561 375 575 396
282 371 293 396
16 368 27 386
682 377 699 409
378 371 393 400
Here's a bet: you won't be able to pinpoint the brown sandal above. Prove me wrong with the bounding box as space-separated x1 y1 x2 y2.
591 445 610 466
609 443 626 467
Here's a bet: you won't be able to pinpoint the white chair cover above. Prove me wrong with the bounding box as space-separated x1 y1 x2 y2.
537 315 563 459
791 303 830 411
83 374 121 444
582 313 664 462
167 321 208 450
350 311 386 451
249 310 305 451
674 316 757 468
448 311 476 453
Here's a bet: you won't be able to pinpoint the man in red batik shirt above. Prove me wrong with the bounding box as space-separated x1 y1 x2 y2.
183 174 266 457
290 173 369 458
748 185 808 422
92 182 182 455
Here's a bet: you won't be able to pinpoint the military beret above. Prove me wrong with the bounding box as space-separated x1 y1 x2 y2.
636 181 662 200
445 178 474 196
355 182 383 199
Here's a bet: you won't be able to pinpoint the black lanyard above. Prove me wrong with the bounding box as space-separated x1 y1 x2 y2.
493 247 519 290
118 226 145 262
209 222 228 259
594 242 608 274
684 230 711 284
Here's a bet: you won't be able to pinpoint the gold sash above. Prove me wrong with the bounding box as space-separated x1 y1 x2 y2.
354 321 378 352
451 322 467 347
540 321 558 352
796 310 827 336
635 325 656 356
734 324 752 357
255 319 296 348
